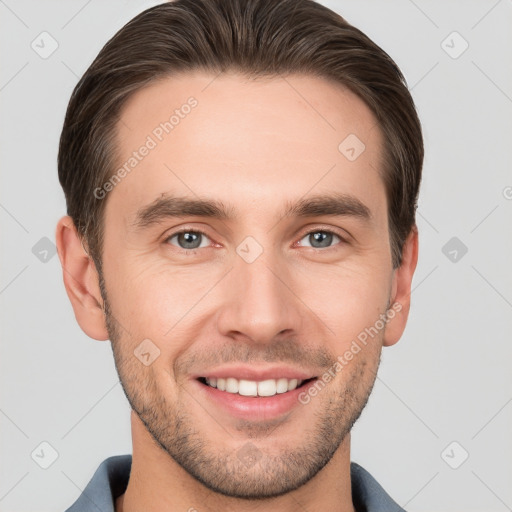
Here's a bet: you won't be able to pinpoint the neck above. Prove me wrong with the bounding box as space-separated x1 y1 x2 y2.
116 411 355 512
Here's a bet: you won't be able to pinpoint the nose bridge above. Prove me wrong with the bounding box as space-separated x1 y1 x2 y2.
217 237 301 342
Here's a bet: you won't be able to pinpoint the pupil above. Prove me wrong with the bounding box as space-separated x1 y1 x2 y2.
179 232 201 249
310 231 331 248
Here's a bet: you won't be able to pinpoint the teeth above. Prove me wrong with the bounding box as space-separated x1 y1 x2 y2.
276 378 288 393
239 379 258 396
257 379 277 397
226 377 238 393
204 377 304 396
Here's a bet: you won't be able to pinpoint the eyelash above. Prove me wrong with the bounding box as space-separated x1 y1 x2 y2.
165 228 213 253
298 228 348 249
164 227 348 253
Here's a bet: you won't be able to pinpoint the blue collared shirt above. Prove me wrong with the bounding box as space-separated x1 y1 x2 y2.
65 454 406 512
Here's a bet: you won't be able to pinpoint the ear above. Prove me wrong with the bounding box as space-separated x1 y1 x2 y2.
55 216 109 341
383 226 419 347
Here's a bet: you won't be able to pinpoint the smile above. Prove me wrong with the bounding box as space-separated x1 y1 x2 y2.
200 376 314 397
194 375 318 421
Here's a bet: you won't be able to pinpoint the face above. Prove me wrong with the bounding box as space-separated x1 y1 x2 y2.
96 72 401 498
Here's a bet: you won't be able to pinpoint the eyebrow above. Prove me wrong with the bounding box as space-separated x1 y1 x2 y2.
131 192 372 230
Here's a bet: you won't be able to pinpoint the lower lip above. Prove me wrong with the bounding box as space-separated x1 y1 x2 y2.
193 378 317 421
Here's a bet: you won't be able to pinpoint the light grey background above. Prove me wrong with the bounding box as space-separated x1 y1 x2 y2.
1 1 511 511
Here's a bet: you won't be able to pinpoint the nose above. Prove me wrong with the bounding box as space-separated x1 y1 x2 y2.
216 245 303 345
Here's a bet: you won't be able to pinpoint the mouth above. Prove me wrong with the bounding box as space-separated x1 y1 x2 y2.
193 375 319 421
197 376 317 397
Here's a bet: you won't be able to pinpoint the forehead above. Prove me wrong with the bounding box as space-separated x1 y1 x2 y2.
107 71 386 224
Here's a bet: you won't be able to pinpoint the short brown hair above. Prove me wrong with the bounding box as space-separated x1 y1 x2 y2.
58 0 423 272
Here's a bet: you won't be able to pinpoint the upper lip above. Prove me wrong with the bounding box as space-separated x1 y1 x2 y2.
192 365 318 382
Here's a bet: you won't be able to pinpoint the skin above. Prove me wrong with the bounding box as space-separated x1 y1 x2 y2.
56 72 418 512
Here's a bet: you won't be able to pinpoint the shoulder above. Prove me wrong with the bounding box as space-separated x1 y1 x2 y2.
350 462 406 512
64 454 132 512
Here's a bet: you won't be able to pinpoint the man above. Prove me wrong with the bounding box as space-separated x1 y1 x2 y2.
56 0 422 510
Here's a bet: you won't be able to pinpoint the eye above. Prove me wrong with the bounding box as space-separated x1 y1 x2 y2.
298 229 343 249
166 230 211 250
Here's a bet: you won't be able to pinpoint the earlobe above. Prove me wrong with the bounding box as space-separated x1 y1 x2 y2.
55 216 110 341
383 226 419 347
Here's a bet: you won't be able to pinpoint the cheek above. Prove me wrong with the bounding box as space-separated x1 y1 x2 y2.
295 261 392 345
107 256 219 341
